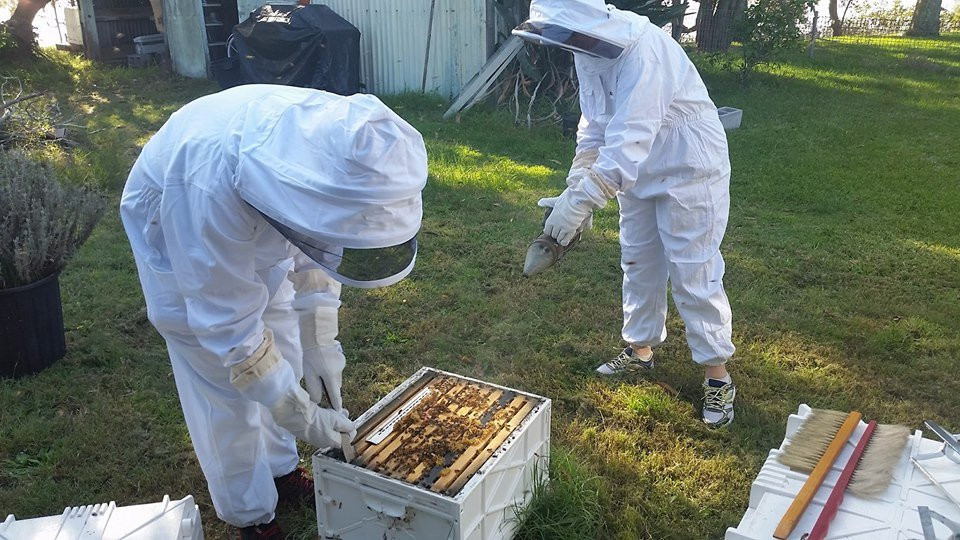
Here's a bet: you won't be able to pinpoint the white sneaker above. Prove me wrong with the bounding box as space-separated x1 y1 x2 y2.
702 378 736 428
596 346 654 375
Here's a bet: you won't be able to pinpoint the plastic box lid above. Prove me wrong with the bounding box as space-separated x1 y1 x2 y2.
726 405 960 540
0 495 203 540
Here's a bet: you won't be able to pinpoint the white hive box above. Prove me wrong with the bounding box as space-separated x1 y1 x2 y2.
726 404 960 539
718 106 743 130
0 495 203 539
313 367 551 540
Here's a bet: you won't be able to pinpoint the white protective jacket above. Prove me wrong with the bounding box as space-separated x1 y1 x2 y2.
525 0 729 194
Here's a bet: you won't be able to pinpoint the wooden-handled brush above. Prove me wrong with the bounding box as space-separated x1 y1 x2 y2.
806 419 910 540
773 410 862 539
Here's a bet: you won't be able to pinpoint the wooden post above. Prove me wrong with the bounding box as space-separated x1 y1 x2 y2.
77 0 100 58
807 8 818 60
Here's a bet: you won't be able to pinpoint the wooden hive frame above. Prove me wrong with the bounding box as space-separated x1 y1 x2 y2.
347 372 540 496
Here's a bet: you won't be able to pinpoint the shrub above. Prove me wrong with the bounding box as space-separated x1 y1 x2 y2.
735 0 813 76
0 151 105 289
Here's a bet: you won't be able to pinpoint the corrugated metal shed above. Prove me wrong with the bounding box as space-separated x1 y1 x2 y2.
234 0 492 97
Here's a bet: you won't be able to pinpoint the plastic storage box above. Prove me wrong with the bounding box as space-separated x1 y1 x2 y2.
717 106 743 130
134 34 166 55
0 494 203 539
726 404 960 539
313 367 551 540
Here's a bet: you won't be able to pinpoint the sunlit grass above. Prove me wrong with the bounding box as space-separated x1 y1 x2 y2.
1 35 959 538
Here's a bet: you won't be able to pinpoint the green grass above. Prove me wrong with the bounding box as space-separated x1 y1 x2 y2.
2 35 959 539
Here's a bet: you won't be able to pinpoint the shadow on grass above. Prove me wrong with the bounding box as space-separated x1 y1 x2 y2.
2 39 959 539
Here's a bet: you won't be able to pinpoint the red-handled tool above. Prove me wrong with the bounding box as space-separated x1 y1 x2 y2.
807 420 877 540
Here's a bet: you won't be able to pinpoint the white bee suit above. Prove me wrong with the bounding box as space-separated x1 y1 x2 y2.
120 85 427 527
517 0 735 365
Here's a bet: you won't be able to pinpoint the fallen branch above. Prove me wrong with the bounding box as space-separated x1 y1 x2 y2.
1 91 43 111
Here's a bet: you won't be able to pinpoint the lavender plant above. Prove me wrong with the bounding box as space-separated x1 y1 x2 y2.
0 151 105 289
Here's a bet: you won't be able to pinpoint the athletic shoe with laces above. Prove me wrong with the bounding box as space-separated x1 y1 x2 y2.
274 466 315 507
702 378 736 428
596 346 654 375
238 519 284 540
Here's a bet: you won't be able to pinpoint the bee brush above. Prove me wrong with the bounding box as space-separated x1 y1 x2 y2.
774 410 861 539
806 419 909 540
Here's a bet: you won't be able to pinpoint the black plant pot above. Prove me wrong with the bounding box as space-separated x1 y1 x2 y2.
0 272 66 378
561 113 580 139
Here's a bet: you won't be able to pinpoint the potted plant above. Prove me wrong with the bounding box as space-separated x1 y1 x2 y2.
0 151 105 377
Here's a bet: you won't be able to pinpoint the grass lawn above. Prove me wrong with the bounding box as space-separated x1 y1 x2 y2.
2 35 959 539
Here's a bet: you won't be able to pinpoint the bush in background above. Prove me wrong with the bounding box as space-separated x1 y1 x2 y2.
734 0 813 77
0 151 105 289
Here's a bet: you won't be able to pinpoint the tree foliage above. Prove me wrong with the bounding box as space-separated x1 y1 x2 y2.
734 0 813 75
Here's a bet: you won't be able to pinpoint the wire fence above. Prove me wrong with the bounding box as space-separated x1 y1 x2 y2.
806 15 960 51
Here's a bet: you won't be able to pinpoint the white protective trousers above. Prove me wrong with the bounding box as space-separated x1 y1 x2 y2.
166 280 302 527
617 143 734 365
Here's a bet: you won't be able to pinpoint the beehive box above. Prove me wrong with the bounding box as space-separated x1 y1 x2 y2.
313 367 551 540
726 404 960 539
0 495 203 539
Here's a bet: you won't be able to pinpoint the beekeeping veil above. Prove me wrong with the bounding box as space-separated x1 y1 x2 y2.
234 92 427 288
512 0 630 60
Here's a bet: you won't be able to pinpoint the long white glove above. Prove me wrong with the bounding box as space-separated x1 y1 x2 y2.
539 168 617 246
299 307 345 412
230 329 355 448
290 269 345 412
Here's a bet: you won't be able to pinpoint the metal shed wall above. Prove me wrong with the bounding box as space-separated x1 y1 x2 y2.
235 0 491 97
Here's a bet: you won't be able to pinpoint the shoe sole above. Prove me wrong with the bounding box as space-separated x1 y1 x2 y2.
703 410 734 429
596 360 654 375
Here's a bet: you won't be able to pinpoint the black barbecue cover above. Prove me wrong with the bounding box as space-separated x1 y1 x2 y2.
228 4 360 95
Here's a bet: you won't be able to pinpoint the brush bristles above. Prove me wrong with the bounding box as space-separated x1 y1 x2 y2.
779 409 849 473
848 424 910 498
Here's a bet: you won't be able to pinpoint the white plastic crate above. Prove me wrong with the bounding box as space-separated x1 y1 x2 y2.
718 106 743 130
726 404 960 539
313 367 551 540
0 495 203 539
134 34 166 55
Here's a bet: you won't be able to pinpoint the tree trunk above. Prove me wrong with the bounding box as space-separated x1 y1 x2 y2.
696 0 745 52
671 0 684 41
1 0 53 53
828 0 845 36
907 0 942 36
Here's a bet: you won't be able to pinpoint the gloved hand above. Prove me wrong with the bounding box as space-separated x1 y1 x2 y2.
230 329 356 448
537 196 593 233
538 192 591 246
268 384 356 449
539 168 617 246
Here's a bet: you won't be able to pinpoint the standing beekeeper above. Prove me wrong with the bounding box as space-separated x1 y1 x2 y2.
514 0 737 427
120 85 427 539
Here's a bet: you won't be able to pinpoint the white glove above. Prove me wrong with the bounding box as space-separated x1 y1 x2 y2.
539 168 617 246
230 329 355 449
268 384 356 449
299 306 345 411
289 269 346 411
537 196 593 233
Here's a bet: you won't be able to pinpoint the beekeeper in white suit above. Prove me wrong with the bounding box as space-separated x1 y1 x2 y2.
514 0 737 427
120 85 427 539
